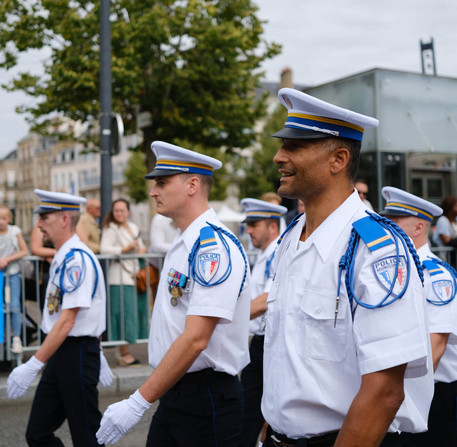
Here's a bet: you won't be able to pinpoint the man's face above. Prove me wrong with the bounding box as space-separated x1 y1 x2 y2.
247 219 274 250
88 201 101 218
149 174 188 219
273 138 332 200
355 182 369 200
37 212 62 245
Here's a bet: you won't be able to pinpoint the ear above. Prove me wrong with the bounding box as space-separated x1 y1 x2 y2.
414 220 425 238
186 175 200 196
329 147 350 175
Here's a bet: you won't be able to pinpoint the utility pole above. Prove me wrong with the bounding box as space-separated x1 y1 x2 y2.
99 0 112 222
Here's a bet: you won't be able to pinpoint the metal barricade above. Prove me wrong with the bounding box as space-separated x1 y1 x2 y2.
0 252 166 364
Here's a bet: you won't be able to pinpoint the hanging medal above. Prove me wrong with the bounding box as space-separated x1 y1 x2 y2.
167 268 188 306
47 287 62 315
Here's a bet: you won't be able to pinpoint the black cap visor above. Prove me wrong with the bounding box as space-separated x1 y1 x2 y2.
144 169 183 179
380 209 411 219
271 127 335 140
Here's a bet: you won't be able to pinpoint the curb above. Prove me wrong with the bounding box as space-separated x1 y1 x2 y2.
0 365 153 406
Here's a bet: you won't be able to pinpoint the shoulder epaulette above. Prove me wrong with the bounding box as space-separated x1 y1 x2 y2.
352 216 394 252
200 226 217 248
422 259 444 277
64 250 76 263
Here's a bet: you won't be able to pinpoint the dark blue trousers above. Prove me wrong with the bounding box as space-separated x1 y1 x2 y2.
239 335 265 447
26 336 101 447
146 368 243 447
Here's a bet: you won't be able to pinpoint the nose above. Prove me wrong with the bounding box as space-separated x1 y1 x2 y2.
273 146 288 165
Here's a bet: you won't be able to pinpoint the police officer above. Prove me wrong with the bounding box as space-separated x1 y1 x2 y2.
97 141 250 446
380 187 457 446
261 88 429 447
7 189 108 446
239 198 287 447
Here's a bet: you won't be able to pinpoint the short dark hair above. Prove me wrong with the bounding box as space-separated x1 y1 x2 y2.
324 137 362 182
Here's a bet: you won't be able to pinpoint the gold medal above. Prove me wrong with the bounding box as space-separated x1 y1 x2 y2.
170 297 178 306
171 287 179 299
177 287 183 297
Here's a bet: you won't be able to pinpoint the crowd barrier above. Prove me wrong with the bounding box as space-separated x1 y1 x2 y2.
0 246 454 365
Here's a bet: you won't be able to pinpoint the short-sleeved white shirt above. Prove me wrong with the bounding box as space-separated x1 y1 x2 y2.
249 237 278 335
418 244 457 384
261 191 429 439
148 208 250 376
41 234 106 337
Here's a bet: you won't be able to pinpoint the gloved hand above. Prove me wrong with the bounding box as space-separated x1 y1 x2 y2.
99 349 114 387
7 355 45 399
96 389 151 445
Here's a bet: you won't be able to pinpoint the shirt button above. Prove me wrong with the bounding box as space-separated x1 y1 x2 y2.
315 308 321 315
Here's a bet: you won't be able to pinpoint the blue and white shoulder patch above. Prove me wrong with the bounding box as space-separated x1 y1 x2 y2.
200 226 217 248
352 216 394 252
422 259 444 277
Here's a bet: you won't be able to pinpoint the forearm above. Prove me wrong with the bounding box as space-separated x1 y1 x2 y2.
250 292 268 319
430 332 449 371
35 308 78 363
335 366 406 447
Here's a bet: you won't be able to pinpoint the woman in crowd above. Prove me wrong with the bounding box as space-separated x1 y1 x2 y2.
0 205 28 353
100 198 147 366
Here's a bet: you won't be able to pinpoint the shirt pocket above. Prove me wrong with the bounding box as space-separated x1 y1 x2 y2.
296 288 347 362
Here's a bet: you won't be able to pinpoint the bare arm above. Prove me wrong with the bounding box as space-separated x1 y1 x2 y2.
138 315 219 403
250 292 268 320
34 308 79 363
335 364 406 447
30 225 56 261
0 232 28 269
430 332 449 371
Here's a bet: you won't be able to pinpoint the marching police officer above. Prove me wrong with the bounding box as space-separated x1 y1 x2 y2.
261 88 429 447
239 198 287 447
7 189 108 446
381 186 457 446
97 141 250 446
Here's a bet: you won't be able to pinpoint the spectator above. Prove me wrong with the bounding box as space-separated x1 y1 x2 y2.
0 205 28 353
432 195 457 265
355 178 373 210
100 198 147 366
79 198 101 253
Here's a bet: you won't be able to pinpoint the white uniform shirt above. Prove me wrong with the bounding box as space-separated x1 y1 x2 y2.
41 234 106 337
262 191 429 439
419 244 457 384
249 237 278 335
148 208 250 376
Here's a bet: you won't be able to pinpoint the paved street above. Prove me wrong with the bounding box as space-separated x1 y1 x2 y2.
0 391 158 447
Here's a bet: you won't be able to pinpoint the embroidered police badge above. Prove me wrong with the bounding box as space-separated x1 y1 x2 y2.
432 280 454 303
197 253 220 283
67 265 82 286
373 256 407 295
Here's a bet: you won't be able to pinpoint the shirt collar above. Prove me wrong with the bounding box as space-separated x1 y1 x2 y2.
52 234 81 266
257 236 280 262
175 208 217 251
302 190 365 262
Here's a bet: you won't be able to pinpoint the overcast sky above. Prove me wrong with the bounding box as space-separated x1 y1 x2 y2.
1 0 456 158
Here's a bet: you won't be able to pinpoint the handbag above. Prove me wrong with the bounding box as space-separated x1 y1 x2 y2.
136 264 159 293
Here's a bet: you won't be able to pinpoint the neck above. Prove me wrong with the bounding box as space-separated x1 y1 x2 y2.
173 203 210 232
53 231 75 251
300 184 353 241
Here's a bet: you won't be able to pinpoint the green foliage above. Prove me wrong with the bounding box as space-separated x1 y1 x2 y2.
237 103 287 199
123 149 148 203
0 0 280 162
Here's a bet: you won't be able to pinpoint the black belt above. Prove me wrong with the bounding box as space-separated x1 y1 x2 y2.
64 336 98 344
178 368 232 385
269 427 339 447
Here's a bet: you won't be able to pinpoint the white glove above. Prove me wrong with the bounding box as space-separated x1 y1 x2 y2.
99 349 114 387
7 355 44 399
96 389 151 444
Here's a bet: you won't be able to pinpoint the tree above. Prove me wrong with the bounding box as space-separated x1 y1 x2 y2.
0 0 281 199
237 102 287 199
123 149 148 203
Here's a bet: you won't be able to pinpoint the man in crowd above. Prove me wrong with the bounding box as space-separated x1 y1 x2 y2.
78 198 101 253
239 197 287 447
261 88 429 446
7 189 108 446
97 141 251 446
